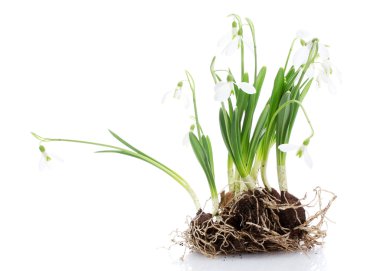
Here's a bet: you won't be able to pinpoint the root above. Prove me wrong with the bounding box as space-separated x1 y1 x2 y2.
177 187 336 257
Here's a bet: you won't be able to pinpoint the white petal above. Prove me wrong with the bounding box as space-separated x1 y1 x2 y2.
302 148 313 168
39 156 49 171
236 82 256 94
296 30 310 40
214 82 232 101
293 46 310 68
318 44 330 60
161 90 173 104
278 144 298 152
222 38 239 56
303 64 316 81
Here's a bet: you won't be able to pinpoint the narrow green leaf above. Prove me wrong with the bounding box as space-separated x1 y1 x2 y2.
241 66 267 147
247 104 270 168
277 91 291 144
219 107 233 157
189 132 217 199
230 108 247 176
268 68 285 119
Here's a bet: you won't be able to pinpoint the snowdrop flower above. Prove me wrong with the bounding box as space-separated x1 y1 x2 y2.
38 145 62 171
293 39 329 69
218 21 253 56
278 141 313 168
162 81 190 108
314 60 342 94
297 59 341 94
293 33 341 93
214 75 256 102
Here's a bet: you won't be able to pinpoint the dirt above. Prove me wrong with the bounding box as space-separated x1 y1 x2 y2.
183 187 335 256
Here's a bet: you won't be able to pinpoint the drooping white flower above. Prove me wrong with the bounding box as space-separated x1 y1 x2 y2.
293 41 329 69
278 142 313 168
292 33 341 93
38 145 62 171
162 81 190 108
315 60 342 94
218 21 254 56
214 80 256 102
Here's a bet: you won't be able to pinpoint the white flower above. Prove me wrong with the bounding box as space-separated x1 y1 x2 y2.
298 60 342 94
162 81 190 108
278 142 313 168
293 34 341 93
314 60 342 94
214 80 256 102
293 41 329 69
218 22 254 56
38 145 62 171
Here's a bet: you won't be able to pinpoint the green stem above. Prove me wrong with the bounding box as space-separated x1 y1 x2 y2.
227 155 234 192
185 71 202 138
259 148 272 190
261 99 314 191
31 132 201 210
250 155 261 187
240 39 245 81
245 17 257 81
284 38 297 72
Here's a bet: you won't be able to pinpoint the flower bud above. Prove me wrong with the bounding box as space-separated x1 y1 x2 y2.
226 74 234 82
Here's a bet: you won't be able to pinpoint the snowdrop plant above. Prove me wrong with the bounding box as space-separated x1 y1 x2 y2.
32 14 338 216
210 14 337 194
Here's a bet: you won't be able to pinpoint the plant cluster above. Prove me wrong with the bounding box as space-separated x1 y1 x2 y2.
33 16 339 253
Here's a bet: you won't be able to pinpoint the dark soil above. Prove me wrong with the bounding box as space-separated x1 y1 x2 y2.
187 188 311 255
279 191 306 230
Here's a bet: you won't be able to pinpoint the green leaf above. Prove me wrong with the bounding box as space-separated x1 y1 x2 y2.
247 104 270 168
219 107 233 157
299 79 313 102
189 132 207 169
201 135 215 177
263 68 285 153
230 108 247 176
268 68 285 120
96 150 191 196
276 91 291 144
189 133 214 183
189 132 217 199
108 129 175 174
284 79 314 143
241 66 267 146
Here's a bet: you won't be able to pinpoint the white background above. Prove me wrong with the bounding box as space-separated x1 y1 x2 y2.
0 0 378 270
